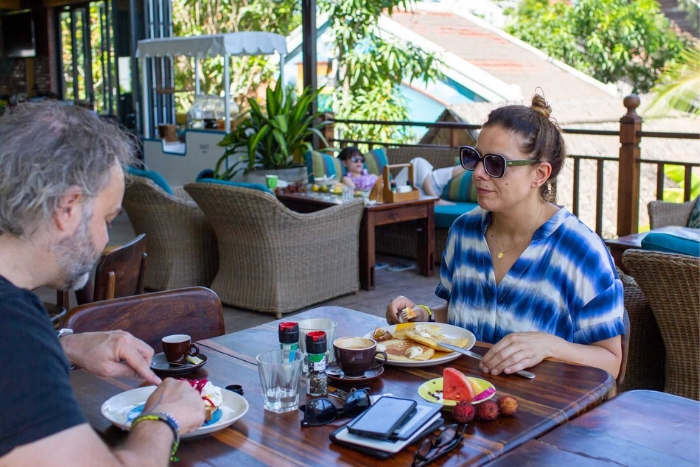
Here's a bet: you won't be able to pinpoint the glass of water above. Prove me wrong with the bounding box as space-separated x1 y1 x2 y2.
342 184 354 202
256 349 305 413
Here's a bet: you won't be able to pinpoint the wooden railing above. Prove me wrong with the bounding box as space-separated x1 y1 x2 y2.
322 95 699 238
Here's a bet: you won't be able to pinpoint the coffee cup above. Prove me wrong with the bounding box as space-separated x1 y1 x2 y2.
162 334 200 364
333 337 387 377
266 174 279 189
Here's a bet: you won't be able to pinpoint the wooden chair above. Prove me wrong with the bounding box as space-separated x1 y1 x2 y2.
623 250 699 400
76 234 148 305
648 198 698 229
64 287 225 353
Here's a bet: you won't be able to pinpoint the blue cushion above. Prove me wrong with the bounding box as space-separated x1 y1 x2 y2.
304 150 344 182
199 178 273 194
435 202 479 229
196 169 215 181
441 170 478 202
364 148 388 176
687 197 700 228
641 228 700 257
126 167 173 195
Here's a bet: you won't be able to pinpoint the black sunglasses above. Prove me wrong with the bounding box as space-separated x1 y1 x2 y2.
412 423 467 467
350 155 365 163
459 146 537 178
300 389 371 427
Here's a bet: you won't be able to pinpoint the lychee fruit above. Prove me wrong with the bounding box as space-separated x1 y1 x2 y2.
452 401 476 423
476 400 500 421
497 395 518 416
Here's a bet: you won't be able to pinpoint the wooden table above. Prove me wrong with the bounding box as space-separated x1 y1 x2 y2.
71 307 615 467
604 233 645 273
277 193 437 290
485 390 699 467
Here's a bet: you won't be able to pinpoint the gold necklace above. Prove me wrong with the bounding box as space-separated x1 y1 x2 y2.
493 203 544 260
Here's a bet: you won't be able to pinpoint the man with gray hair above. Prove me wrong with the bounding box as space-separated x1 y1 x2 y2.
0 102 205 466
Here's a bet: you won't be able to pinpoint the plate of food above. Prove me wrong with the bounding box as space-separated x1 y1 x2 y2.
101 379 248 438
313 175 337 186
418 368 496 407
364 321 475 367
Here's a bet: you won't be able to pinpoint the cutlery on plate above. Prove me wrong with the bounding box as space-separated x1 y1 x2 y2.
437 342 536 380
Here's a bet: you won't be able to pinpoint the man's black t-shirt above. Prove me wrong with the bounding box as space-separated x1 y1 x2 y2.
0 275 86 457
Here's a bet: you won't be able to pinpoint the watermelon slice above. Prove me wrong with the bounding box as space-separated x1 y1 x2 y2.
443 367 476 402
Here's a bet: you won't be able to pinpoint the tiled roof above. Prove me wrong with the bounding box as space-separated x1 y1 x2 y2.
390 9 615 102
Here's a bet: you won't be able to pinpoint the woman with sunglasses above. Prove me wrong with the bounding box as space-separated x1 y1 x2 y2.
386 94 625 379
339 146 379 191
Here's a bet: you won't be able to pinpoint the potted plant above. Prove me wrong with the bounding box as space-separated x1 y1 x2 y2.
214 81 331 184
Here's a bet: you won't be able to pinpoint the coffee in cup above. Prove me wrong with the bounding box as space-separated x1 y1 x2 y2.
162 334 200 364
333 337 387 377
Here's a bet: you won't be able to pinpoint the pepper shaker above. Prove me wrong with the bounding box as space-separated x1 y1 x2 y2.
305 331 328 397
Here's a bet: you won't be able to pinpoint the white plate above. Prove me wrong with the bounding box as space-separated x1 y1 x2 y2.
314 176 337 186
101 386 249 438
363 323 476 367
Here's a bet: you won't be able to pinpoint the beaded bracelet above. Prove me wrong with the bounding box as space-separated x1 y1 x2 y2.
416 304 434 322
131 412 181 461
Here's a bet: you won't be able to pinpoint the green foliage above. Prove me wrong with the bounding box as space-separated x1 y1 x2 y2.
506 0 687 93
321 0 443 143
647 45 700 116
663 165 700 203
214 82 331 179
172 0 300 112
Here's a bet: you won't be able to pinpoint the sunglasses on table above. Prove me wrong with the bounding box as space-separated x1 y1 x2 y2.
350 155 365 163
412 423 467 467
459 146 537 178
300 388 370 427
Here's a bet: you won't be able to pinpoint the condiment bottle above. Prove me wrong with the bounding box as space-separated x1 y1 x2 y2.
278 322 299 362
305 331 328 397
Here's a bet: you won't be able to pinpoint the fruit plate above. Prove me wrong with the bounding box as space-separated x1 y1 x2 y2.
101 386 249 438
363 323 475 367
418 377 495 407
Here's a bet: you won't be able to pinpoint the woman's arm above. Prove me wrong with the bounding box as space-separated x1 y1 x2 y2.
341 176 355 188
480 333 622 378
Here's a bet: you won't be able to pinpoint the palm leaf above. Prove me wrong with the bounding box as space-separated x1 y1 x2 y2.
647 45 700 116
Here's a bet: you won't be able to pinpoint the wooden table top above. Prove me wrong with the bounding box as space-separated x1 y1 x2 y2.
485 390 700 467
276 192 438 212
71 307 614 467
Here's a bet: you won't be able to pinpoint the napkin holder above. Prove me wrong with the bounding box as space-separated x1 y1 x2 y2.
382 163 419 203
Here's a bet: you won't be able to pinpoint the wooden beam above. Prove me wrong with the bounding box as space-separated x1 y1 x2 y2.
0 0 20 9
617 95 642 236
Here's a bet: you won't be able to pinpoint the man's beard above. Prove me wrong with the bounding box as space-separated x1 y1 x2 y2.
53 208 100 290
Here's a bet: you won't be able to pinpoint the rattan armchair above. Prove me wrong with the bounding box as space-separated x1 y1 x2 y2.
185 183 365 318
623 250 700 400
123 176 218 291
648 198 698 229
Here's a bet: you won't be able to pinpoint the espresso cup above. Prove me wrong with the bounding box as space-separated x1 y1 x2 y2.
162 334 200 364
333 337 387 377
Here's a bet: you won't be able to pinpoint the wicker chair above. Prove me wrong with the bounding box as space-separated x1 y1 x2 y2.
123 176 218 291
185 183 365 318
616 268 665 393
623 250 700 400
648 197 698 229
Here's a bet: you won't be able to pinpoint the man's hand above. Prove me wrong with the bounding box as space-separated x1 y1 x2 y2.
60 331 161 384
143 378 206 434
480 332 559 376
386 295 423 324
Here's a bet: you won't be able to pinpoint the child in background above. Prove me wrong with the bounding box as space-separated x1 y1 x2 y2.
339 147 378 191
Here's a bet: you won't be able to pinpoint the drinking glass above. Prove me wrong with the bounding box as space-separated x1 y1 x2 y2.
298 318 338 364
342 184 354 202
256 349 305 413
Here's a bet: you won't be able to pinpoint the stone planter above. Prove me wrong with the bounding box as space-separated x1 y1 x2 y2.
243 166 308 185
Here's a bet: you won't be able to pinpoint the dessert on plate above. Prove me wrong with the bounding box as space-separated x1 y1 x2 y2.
182 378 223 421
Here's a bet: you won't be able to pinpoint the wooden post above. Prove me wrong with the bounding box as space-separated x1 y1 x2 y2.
617 95 642 237
320 112 335 149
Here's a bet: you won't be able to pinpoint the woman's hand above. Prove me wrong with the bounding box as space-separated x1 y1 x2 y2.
341 176 356 188
386 296 418 324
480 332 560 375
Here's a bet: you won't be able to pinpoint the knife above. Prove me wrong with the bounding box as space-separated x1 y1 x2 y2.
437 342 536 380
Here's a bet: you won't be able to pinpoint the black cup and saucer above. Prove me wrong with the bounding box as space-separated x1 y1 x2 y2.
151 334 208 376
326 361 384 383
328 337 388 383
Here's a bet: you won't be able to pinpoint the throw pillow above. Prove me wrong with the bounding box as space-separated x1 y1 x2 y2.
687 196 700 228
199 178 273 194
363 148 388 176
441 170 478 202
304 150 344 182
126 167 174 195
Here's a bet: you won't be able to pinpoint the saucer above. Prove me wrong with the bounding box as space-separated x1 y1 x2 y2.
150 353 208 376
326 362 384 383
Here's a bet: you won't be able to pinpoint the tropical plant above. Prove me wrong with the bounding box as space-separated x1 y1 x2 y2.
214 81 330 179
505 0 687 93
646 45 700 116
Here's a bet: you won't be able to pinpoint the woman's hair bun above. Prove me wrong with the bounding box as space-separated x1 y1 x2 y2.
531 94 552 119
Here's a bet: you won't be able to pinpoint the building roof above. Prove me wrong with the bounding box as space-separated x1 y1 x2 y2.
389 6 619 103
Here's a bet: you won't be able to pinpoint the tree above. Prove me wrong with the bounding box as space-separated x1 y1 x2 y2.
506 0 688 93
647 44 700 116
321 0 443 143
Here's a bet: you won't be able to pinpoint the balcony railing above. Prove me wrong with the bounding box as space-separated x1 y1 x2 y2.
321 95 699 238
